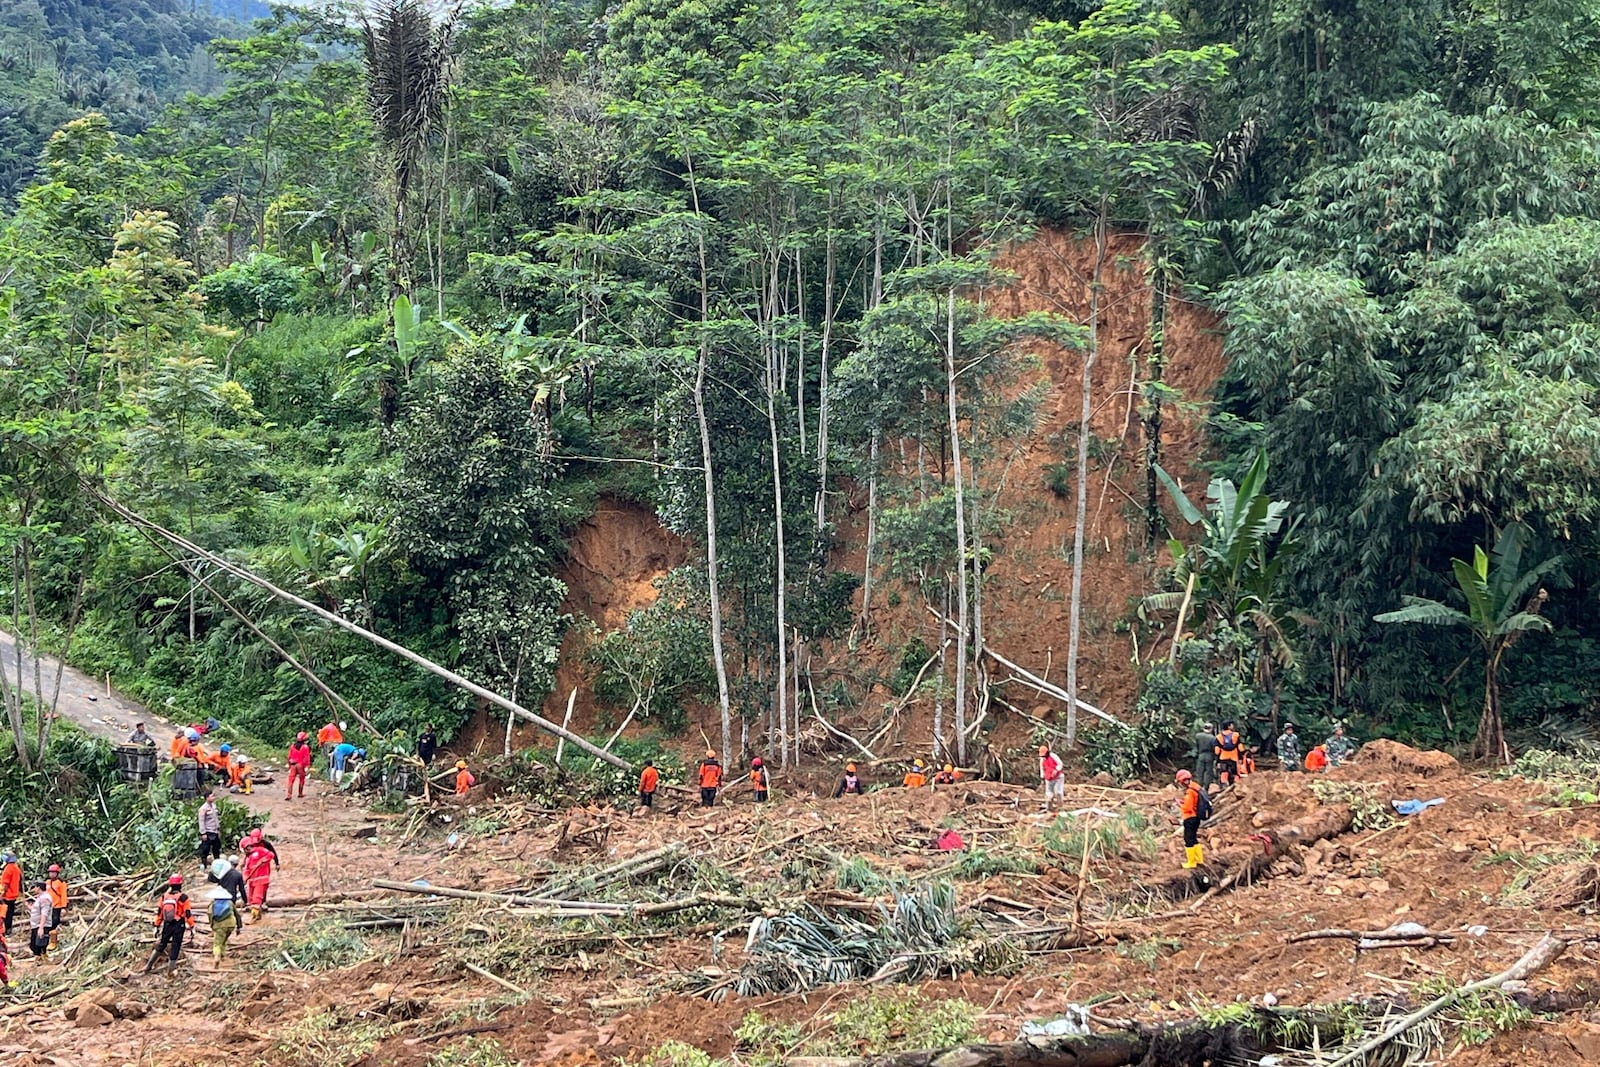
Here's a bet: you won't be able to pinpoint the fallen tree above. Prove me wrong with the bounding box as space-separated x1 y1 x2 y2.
1152 802 1354 902
788 1005 1359 1067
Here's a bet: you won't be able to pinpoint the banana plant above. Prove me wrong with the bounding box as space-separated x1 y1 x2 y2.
1375 523 1560 764
1144 451 1303 727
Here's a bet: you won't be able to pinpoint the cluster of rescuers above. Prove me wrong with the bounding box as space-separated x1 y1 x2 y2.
639 720 1355 824
1 718 1352 977
65 717 479 974
1172 721 1358 869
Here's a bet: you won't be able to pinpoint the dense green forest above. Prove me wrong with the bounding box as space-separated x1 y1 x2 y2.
6 0 1600 779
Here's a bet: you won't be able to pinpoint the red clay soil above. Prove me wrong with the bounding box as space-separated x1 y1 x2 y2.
536 227 1228 768
10 743 1600 1066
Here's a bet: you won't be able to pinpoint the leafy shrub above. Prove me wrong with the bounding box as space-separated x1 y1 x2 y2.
1087 646 1255 781
951 848 1039 878
198 253 306 324
816 992 979 1054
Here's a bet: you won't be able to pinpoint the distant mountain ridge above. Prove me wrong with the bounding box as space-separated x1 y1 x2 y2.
0 0 266 200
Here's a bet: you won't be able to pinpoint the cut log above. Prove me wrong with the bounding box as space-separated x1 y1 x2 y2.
1152 803 1354 902
789 1006 1353 1067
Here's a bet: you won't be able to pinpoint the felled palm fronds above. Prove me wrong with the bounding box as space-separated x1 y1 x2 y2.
734 881 1017 995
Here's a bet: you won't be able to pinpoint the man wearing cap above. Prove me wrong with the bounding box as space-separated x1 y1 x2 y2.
128 722 154 746
454 759 476 796
697 750 722 807
1277 723 1302 772
197 793 222 867
147 875 194 973
44 865 68 949
0 852 20 936
285 732 312 799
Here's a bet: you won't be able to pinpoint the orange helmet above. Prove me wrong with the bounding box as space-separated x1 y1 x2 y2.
1175 770 1193 783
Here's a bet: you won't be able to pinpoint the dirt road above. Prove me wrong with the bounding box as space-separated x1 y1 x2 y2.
0 629 178 744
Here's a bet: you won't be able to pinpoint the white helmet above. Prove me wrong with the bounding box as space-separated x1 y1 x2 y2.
237 754 249 764
338 721 347 730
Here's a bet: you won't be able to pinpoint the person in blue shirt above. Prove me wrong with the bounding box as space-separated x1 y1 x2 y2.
329 742 363 785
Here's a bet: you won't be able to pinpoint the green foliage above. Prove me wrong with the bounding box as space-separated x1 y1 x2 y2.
588 568 714 733
1087 651 1250 781
819 992 980 1055
1044 808 1157 862
733 1011 803 1067
1114 937 1181 972
197 253 306 324
1308 780 1396 832
950 848 1039 878
272 920 373 973
425 1039 526 1067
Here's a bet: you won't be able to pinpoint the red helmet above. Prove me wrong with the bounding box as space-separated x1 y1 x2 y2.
296 731 308 741
168 874 184 886
751 757 763 768
47 864 60 874
1175 770 1193 783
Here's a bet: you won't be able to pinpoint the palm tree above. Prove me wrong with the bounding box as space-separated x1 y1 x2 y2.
1374 524 1558 764
359 0 458 291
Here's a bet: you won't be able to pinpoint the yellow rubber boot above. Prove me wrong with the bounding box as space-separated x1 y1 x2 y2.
1192 844 1205 867
1182 846 1198 869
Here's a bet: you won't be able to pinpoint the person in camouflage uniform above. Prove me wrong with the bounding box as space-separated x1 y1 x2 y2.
1276 724 1302 771
1323 725 1356 766
1191 722 1218 792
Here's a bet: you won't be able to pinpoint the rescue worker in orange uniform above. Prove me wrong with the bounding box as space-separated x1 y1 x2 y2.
749 758 769 803
1238 747 1257 775
933 763 959 785
902 758 928 788
637 760 659 808
44 865 68 949
147 874 193 973
0 853 20 936
454 759 476 795
170 729 194 762
1305 744 1329 772
1214 720 1243 786
1176 770 1206 869
697 750 722 807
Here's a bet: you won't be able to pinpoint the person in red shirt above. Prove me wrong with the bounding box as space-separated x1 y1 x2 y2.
697 750 722 808
637 760 659 809
1305 744 1330 772
285 733 312 799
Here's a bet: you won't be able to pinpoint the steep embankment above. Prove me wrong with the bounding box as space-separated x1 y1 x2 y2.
534 229 1224 754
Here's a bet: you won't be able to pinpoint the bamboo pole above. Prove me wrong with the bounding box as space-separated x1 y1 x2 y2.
87 489 629 769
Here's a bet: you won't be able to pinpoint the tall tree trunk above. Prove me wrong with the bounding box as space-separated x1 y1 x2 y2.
767 362 789 772
945 287 970 757
1065 206 1109 744
684 153 733 766
1145 240 1168 548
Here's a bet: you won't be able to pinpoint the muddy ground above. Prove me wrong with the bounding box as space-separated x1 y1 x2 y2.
5 737 1598 1067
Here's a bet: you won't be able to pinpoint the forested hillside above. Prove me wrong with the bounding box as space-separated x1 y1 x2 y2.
7 0 1600 782
0 0 271 198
